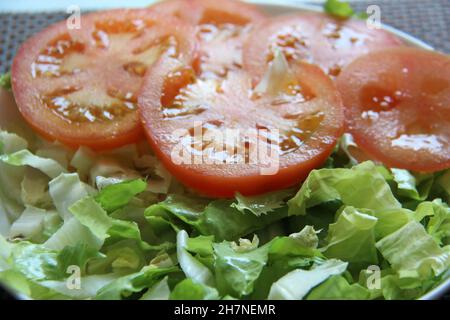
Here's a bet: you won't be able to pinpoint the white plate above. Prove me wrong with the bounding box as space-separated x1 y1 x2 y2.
0 0 447 301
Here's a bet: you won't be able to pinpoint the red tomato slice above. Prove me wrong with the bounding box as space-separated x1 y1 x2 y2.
337 47 450 172
152 0 266 78
139 56 344 197
11 9 196 150
243 13 403 82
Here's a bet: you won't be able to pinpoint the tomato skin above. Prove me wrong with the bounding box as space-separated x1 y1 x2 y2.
139 57 344 197
11 9 196 150
337 47 450 172
243 13 403 83
151 0 266 25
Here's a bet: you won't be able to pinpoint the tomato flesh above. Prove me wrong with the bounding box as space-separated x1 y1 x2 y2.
243 13 403 82
337 47 450 172
12 9 195 150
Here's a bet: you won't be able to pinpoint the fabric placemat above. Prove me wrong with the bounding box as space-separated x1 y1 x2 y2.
0 0 449 73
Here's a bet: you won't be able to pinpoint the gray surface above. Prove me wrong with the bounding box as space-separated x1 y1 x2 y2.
348 0 449 53
0 0 449 73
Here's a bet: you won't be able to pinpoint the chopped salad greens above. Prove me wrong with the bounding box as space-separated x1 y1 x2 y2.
0 129 448 300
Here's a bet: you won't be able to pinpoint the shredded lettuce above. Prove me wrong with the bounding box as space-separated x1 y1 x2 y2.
95 265 179 300
268 259 348 300
0 128 449 300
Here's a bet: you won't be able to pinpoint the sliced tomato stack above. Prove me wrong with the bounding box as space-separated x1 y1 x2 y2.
337 48 450 172
12 9 196 149
11 0 450 197
243 13 403 82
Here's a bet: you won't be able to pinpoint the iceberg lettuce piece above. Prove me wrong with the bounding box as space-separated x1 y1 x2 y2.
177 230 214 287
0 149 66 178
49 173 94 221
376 221 450 279
288 161 401 216
322 206 378 269
268 259 348 300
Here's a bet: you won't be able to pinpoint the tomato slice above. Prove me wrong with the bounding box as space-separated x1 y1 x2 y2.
152 0 266 78
11 9 196 150
243 13 403 82
139 54 344 197
337 47 450 172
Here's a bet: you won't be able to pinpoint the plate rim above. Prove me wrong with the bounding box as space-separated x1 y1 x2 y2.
1 0 447 301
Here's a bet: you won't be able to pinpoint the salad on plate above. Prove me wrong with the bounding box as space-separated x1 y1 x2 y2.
0 0 449 300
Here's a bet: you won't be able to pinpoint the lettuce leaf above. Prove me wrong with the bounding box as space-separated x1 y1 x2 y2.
49 173 94 221
324 0 354 18
94 179 147 213
96 265 178 300
288 162 401 216
231 189 293 217
306 275 370 300
44 218 103 251
140 276 171 300
9 206 61 243
415 199 450 245
268 259 348 300
213 239 270 298
146 194 288 241
69 197 113 241
391 169 434 201
0 150 66 178
322 206 378 269
0 72 11 90
376 221 450 280
170 278 219 300
177 230 214 287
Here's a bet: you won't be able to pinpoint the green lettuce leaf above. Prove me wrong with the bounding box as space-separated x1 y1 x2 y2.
322 206 378 270
0 72 11 90
0 149 66 178
95 179 147 213
415 199 450 245
288 161 401 216
170 278 219 300
45 242 104 280
140 276 171 300
231 189 293 217
306 275 370 300
146 194 288 241
268 259 348 300
69 196 113 241
213 238 270 298
376 221 450 280
324 0 354 18
391 169 434 201
9 206 61 243
96 265 178 300
49 173 94 221
44 218 103 251
177 230 214 287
